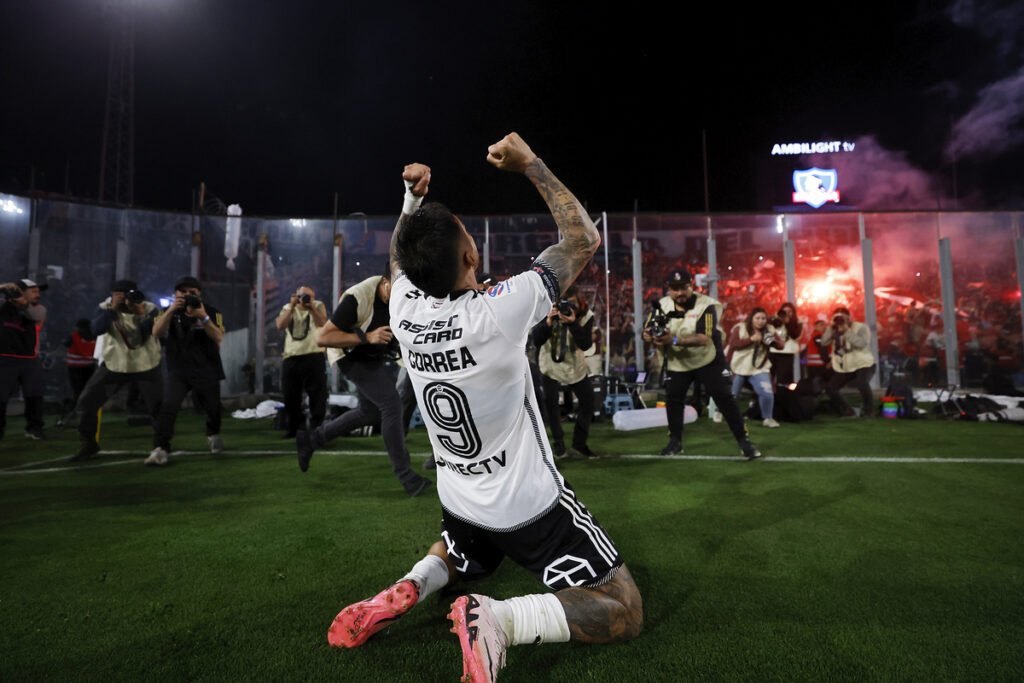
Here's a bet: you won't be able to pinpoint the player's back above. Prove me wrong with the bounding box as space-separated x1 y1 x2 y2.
390 268 563 531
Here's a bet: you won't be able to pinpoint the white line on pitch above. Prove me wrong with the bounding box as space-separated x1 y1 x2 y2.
0 449 421 475
622 454 1024 464
4 451 1023 476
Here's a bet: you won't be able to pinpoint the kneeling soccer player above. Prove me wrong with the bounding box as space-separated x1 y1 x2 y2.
327 134 643 682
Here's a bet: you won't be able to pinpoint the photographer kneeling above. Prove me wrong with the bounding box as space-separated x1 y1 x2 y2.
531 285 596 459
72 280 163 460
819 306 875 418
147 276 225 465
727 307 784 428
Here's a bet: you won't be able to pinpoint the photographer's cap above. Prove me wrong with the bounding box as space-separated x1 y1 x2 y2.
112 279 138 293
174 275 202 292
18 278 48 291
666 270 692 287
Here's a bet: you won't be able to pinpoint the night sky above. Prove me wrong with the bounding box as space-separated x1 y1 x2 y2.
1 0 1022 216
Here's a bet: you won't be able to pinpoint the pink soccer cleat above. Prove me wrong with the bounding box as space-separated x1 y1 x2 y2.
327 580 419 648
448 594 509 683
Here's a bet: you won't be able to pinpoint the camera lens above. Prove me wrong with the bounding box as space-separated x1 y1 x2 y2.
299 294 311 304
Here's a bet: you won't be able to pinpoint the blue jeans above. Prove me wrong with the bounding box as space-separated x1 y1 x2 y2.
731 372 774 420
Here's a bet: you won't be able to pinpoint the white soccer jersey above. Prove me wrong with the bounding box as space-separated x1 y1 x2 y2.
391 262 564 531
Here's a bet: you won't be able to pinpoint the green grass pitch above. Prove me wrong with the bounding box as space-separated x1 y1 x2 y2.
1 409 1022 682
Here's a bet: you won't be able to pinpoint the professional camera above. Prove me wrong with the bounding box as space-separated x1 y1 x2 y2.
126 289 145 305
185 294 203 309
831 313 849 328
768 315 784 328
762 331 776 346
646 302 668 338
556 299 575 317
299 293 312 305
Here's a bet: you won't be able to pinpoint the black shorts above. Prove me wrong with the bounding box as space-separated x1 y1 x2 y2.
441 480 623 590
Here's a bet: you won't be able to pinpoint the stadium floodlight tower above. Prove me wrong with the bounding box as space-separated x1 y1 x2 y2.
98 0 135 206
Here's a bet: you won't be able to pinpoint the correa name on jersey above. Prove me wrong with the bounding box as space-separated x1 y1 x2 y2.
433 450 507 476
404 346 478 373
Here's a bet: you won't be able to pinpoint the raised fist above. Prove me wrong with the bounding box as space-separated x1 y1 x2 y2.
486 132 537 173
402 163 431 197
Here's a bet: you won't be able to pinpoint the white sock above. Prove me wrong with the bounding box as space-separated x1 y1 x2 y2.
489 593 570 645
401 554 450 604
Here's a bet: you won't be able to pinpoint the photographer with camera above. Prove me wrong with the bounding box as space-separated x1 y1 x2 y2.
819 306 875 417
147 276 225 465
642 270 760 459
276 285 328 437
531 285 596 458
0 280 47 441
727 307 785 428
769 302 803 387
72 279 164 460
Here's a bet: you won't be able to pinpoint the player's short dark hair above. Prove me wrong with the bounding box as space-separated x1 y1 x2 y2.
396 202 462 298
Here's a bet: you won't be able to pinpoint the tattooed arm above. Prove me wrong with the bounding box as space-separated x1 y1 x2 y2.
389 163 432 276
556 563 644 643
486 132 600 295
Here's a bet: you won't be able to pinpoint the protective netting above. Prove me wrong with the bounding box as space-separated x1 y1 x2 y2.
5 195 1021 400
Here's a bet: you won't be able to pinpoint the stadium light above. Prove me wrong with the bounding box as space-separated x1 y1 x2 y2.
1 198 25 214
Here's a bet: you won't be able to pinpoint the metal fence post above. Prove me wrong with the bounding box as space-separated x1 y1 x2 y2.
603 211 611 376
254 233 268 394
483 217 490 274
27 197 41 282
331 231 343 391
631 238 644 374
1015 213 1024 362
937 234 960 387
115 210 130 280
859 214 881 389
781 214 800 381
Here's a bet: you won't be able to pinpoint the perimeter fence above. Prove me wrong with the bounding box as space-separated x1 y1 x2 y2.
2 192 1022 404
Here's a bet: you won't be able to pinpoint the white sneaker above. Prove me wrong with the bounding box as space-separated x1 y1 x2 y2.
712 410 723 423
208 435 223 453
762 418 781 428
145 447 169 466
448 594 508 683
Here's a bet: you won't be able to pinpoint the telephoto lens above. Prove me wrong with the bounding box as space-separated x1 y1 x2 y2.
299 293 312 304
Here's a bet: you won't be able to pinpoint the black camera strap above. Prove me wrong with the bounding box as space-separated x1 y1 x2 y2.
549 320 570 363
288 312 311 341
